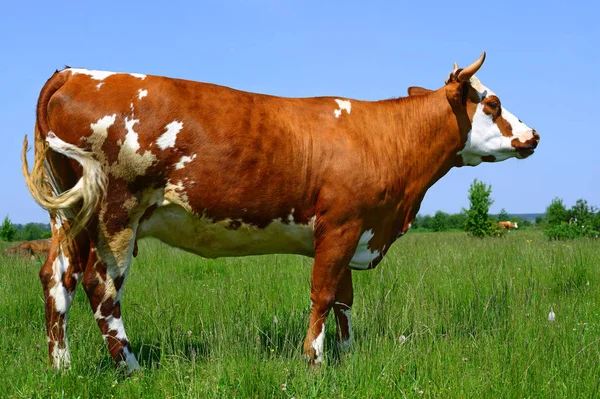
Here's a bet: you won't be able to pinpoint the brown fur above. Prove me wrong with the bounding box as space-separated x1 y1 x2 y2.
498 221 518 230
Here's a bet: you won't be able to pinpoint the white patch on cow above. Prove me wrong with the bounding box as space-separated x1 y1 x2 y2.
87 114 117 165
138 89 148 99
121 346 141 374
52 343 71 369
164 179 190 206
175 154 197 170
106 116 157 180
96 82 104 89
349 230 380 270
91 114 117 138
49 248 72 314
53 212 65 232
333 99 352 118
124 117 141 151
105 316 127 340
94 304 105 320
337 308 354 352
156 121 183 150
68 68 116 81
459 76 535 166
66 68 146 82
312 324 326 363
137 206 316 258
502 108 534 143
458 104 514 166
469 76 492 100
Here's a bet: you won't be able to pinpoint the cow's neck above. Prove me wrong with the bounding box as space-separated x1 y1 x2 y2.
383 91 466 231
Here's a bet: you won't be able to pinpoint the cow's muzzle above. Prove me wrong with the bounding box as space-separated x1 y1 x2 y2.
514 130 540 158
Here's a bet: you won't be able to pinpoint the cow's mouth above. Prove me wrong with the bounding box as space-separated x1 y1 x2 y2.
516 147 535 159
512 131 539 159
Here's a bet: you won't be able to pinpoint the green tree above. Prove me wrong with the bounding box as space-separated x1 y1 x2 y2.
535 215 544 226
447 212 468 230
497 208 510 222
570 199 592 224
546 198 568 227
520 218 532 228
0 215 17 242
544 198 599 239
431 211 449 232
464 179 495 238
15 223 46 241
420 214 433 230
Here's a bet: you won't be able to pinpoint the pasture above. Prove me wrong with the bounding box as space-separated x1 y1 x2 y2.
1 231 599 398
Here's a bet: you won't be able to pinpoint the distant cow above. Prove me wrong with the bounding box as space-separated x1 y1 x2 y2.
23 52 539 373
4 238 52 257
498 221 519 230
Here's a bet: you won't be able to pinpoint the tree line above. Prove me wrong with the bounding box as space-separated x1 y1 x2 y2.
413 180 599 240
0 216 51 242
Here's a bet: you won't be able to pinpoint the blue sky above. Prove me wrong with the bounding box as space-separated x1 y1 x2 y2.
1 1 598 224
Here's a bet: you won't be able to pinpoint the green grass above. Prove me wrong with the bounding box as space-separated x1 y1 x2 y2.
1 231 599 398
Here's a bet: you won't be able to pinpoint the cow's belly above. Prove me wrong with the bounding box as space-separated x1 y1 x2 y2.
137 203 316 258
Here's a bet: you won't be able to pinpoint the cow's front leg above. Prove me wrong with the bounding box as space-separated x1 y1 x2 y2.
40 213 88 370
333 268 354 351
303 223 360 364
82 237 140 374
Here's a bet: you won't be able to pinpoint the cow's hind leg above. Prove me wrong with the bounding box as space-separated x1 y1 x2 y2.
82 228 140 374
40 213 89 370
333 268 354 352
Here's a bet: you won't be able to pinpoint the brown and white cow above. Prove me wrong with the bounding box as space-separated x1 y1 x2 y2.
498 221 519 230
4 238 52 258
22 52 539 373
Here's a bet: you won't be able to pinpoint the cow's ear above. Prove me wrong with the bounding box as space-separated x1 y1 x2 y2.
445 81 473 106
407 86 432 96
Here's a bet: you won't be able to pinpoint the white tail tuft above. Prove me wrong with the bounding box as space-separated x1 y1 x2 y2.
22 130 107 240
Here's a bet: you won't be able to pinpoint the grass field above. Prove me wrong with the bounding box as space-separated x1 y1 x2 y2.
1 231 599 398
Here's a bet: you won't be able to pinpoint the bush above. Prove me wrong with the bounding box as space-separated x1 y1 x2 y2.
544 198 599 240
0 215 16 242
15 223 48 241
431 211 450 232
496 208 510 222
464 179 495 238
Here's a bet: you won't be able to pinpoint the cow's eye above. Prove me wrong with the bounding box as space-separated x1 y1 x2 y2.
488 101 499 109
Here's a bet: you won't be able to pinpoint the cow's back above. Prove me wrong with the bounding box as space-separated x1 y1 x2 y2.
46 70 385 228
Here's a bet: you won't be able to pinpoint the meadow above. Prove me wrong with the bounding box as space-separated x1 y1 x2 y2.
1 231 599 398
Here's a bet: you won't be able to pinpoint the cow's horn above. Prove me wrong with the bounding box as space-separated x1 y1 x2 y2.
457 51 486 82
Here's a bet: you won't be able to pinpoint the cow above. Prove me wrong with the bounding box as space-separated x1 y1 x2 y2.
22 52 539 373
4 238 52 258
498 221 519 230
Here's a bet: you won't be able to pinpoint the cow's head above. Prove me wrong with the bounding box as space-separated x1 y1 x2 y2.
410 52 540 166
447 52 539 166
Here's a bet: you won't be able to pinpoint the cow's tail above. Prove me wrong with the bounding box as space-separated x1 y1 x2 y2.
22 71 108 241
